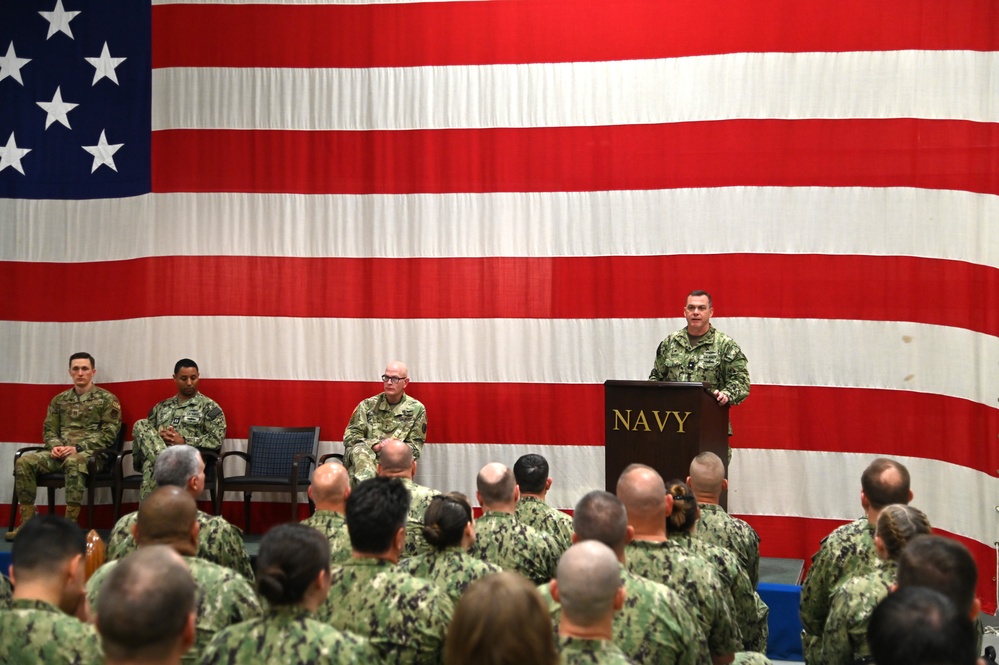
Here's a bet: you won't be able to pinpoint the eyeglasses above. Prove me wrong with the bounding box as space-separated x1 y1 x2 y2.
381 375 407 384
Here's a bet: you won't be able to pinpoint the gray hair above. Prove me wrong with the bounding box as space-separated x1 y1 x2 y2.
153 446 202 488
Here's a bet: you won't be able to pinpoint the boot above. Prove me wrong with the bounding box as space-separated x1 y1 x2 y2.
4 504 35 541
65 504 81 524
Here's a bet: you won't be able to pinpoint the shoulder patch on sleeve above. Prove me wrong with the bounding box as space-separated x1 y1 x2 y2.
206 406 223 420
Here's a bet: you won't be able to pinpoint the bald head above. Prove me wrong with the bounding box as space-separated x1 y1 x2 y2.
136 486 198 546
555 541 622 628
616 464 667 519
97 545 196 663
689 452 726 500
377 439 415 478
310 462 350 511
477 463 517 510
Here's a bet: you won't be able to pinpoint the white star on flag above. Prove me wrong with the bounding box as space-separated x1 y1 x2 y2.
0 133 32 175
0 42 31 85
82 129 123 172
85 42 126 85
37 86 79 129
39 0 81 40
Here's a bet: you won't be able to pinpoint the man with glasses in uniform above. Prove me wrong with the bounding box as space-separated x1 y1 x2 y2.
342 361 427 487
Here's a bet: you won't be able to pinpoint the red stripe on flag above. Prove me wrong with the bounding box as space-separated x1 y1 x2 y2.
2 255 997 337
746 514 998 614
2 382 995 476
152 0 999 69
151 120 999 196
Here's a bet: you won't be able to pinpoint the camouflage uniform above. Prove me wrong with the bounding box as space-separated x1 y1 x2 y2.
515 495 574 555
0 574 11 609
200 605 379 664
398 545 503 604
15 385 121 507
820 560 895 665
697 502 761 588
401 477 440 560
557 635 636 664
672 531 769 652
539 569 710 665
0 598 102 664
799 517 878 663
300 509 353 566
343 393 427 486
625 539 742 659
467 510 561 585
87 555 262 665
648 326 750 405
106 509 253 580
132 392 226 498
317 557 453 664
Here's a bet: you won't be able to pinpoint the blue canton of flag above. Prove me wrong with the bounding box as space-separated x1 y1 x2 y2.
0 0 150 199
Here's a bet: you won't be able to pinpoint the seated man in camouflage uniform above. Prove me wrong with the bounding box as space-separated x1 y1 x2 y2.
301 461 353 566
376 438 439 559
688 451 761 587
467 462 561 585
538 490 710 665
514 453 573 555
87 487 262 664
96 546 198 665
342 360 427 487
106 445 253 579
799 457 912 663
7 352 121 540
550 540 632 664
618 464 741 665
132 358 226 499
0 515 102 664
316 477 453 663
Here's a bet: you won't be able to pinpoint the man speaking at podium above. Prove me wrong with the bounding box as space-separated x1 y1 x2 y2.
649 290 750 410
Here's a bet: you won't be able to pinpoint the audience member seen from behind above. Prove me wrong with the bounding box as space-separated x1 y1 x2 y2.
398 492 502 603
895 534 984 654
867 586 977 665
201 523 376 664
0 515 102 664
445 570 559 665
550 540 631 664
665 478 767 653
317 476 454 663
96 545 196 665
820 504 931 665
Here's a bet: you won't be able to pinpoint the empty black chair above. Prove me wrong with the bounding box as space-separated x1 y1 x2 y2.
214 426 320 533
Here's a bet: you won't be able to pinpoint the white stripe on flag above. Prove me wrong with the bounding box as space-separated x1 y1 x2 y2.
2 188 995 266
153 51 999 131
2 317 997 407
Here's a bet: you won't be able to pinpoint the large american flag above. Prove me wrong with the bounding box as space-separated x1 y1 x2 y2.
2 0 997 610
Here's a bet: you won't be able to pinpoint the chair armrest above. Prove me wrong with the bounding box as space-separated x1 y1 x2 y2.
216 450 249 483
88 447 119 474
13 445 47 462
319 452 344 464
194 447 220 467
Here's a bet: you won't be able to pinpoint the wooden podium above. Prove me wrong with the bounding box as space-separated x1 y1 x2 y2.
604 380 729 500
